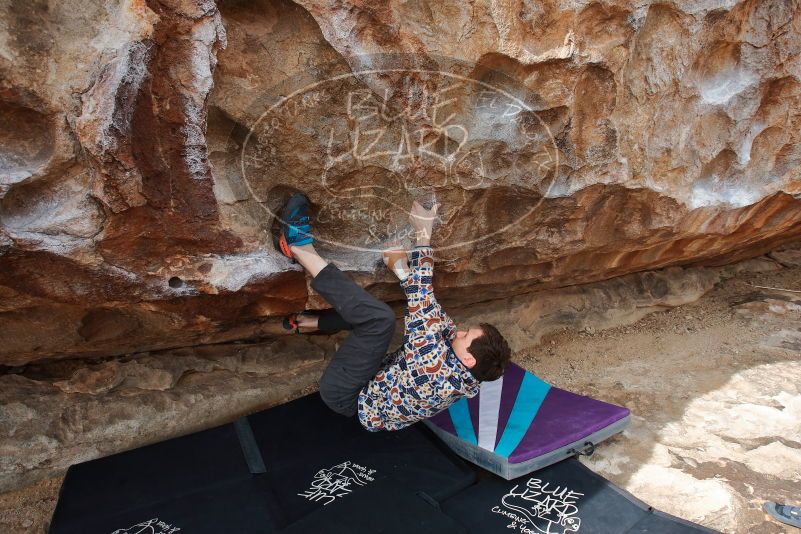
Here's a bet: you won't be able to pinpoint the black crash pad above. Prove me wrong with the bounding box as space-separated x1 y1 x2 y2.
49 422 279 534
49 393 475 534
280 480 467 533
58 477 277 534
247 392 475 525
626 511 720 534
49 393 715 534
441 458 718 534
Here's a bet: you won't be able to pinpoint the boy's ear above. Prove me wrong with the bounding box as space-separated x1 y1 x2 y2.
463 352 477 369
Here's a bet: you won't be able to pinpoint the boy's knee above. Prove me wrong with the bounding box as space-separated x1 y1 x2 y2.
317 372 337 408
318 381 336 411
318 375 357 417
368 303 395 340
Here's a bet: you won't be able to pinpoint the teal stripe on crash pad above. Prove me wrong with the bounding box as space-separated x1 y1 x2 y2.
448 398 477 445
494 373 551 458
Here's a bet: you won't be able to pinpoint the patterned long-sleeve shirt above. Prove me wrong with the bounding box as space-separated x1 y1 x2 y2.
357 246 480 432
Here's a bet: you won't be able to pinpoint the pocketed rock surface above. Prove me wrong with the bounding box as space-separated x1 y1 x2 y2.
2 0 801 364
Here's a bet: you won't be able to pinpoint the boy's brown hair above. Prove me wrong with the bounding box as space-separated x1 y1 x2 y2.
467 323 511 381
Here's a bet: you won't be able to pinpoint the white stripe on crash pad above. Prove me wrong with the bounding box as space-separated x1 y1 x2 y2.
477 375 504 451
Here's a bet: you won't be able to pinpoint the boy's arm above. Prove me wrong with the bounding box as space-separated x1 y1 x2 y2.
398 200 450 339
400 246 448 337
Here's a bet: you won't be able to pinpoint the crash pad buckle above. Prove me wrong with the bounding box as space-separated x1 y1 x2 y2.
569 441 596 457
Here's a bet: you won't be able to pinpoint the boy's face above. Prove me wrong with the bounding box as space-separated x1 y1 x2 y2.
451 326 484 368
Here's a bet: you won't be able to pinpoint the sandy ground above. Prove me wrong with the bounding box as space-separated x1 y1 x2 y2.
1 262 799 533
523 263 801 533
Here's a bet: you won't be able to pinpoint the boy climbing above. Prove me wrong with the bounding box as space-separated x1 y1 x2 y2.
277 193 511 431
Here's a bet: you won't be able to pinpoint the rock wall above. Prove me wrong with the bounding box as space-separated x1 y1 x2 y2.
0 335 329 492
2 0 801 365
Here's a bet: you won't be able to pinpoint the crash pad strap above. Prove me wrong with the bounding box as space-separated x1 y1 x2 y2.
234 417 266 474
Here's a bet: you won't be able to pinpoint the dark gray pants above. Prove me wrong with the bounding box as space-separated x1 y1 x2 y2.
311 263 395 417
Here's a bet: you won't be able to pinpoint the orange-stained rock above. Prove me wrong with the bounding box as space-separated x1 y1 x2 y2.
1 0 801 364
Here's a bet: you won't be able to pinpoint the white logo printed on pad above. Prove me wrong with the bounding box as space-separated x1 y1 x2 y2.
492 477 583 533
111 518 180 534
298 461 377 506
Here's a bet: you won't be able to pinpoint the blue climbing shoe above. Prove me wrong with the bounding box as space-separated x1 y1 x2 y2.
278 193 314 260
764 501 801 529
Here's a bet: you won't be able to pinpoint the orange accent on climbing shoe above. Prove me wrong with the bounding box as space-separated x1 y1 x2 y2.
278 233 294 259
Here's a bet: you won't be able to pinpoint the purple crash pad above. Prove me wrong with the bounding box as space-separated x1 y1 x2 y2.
423 362 630 479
